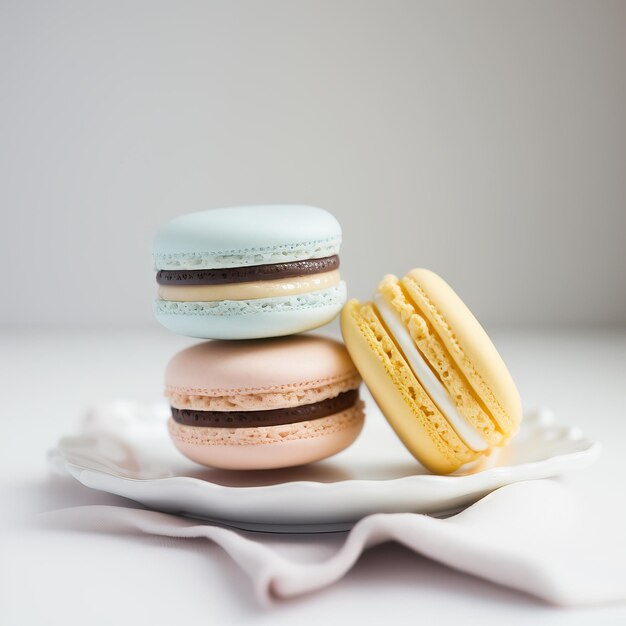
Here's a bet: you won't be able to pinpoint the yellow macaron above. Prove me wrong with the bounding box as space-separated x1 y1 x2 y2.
340 268 522 474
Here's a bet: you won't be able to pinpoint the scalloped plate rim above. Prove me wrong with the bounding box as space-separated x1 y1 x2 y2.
52 441 601 494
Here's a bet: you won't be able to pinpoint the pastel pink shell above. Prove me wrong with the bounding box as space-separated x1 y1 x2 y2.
165 335 359 397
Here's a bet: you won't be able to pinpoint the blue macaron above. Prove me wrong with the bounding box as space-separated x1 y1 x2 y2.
153 205 347 339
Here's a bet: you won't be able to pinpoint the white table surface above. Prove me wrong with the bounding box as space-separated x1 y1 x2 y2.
1 328 625 625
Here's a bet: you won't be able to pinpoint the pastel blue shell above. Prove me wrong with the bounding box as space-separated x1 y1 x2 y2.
154 205 342 270
154 284 347 339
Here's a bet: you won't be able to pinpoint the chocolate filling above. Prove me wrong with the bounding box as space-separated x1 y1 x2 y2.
171 388 358 428
157 255 339 286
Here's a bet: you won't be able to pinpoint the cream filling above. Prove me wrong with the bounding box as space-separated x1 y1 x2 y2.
159 270 340 302
374 295 488 452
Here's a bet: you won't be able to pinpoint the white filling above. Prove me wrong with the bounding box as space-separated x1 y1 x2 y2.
374 295 488 452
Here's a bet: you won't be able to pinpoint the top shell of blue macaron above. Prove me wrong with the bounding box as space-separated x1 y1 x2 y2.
154 205 342 270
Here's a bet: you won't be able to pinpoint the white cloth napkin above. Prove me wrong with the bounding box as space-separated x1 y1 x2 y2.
39 479 626 606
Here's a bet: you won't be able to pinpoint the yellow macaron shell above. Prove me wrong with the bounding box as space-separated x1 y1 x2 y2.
401 269 522 436
341 299 479 474
377 275 504 447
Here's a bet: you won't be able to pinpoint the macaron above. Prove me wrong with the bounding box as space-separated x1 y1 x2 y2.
340 268 522 474
153 205 346 339
165 335 365 470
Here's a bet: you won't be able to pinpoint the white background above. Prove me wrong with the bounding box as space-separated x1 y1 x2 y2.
1 0 625 329
1 2 626 624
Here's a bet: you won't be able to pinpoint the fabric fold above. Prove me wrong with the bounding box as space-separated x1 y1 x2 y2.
38 480 626 606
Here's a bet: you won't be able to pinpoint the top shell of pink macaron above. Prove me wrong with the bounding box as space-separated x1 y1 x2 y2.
164 335 359 397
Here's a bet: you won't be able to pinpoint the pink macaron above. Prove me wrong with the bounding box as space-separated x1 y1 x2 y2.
165 335 365 470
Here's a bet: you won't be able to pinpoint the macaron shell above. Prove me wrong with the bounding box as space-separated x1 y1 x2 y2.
165 335 358 398
154 283 346 340
341 299 478 474
377 275 504 447
154 205 341 270
401 269 522 436
168 405 364 470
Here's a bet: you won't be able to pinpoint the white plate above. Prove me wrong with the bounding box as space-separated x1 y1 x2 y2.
49 394 601 533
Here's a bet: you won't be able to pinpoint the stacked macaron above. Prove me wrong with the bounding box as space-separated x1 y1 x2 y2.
154 205 365 470
165 337 363 470
153 205 346 339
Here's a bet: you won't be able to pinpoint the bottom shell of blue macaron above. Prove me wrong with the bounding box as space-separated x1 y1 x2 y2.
153 283 347 339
